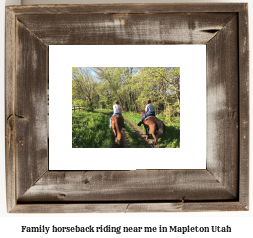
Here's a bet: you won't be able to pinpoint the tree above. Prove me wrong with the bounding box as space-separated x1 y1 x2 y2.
72 67 180 119
72 67 98 108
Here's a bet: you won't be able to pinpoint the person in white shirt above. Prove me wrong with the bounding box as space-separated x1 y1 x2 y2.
109 100 125 128
137 100 155 126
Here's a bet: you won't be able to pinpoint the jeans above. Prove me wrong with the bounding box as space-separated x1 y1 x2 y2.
110 113 124 127
138 111 155 125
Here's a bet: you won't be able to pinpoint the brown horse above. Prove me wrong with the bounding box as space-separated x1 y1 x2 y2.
141 111 165 145
111 115 123 145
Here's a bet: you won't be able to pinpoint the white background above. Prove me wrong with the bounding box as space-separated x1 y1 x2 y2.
49 45 206 170
0 0 252 237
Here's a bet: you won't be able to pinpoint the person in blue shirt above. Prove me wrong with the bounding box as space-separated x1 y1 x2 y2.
137 100 155 126
109 100 125 128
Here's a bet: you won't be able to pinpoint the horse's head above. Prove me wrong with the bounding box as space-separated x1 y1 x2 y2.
141 111 145 117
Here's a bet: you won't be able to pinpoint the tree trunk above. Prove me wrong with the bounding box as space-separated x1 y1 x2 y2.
164 100 171 122
129 92 131 112
133 97 138 113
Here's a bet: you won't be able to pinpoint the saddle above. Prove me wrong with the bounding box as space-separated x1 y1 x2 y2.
145 115 156 121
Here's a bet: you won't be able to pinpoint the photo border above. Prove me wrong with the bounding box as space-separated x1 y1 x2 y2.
49 46 206 170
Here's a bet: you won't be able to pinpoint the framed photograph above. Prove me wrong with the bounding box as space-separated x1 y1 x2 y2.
5 3 249 213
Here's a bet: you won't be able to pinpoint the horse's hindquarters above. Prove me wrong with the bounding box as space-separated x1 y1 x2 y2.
112 116 123 145
143 116 165 145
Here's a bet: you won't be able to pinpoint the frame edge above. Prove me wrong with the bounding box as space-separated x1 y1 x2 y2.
5 7 16 213
238 3 249 209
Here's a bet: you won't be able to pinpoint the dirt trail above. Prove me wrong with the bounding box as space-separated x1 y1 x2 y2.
124 118 159 148
101 112 131 148
112 127 131 148
101 111 157 148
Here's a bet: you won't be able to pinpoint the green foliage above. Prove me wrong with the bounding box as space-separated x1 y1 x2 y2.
72 67 99 109
95 109 113 113
73 67 180 118
73 100 85 107
159 125 180 148
72 111 114 148
84 107 94 112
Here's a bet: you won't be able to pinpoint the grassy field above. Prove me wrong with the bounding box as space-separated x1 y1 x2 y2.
122 111 180 148
72 109 180 148
72 110 114 148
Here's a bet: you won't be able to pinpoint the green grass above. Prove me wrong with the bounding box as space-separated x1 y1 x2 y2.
95 109 113 114
123 112 180 148
72 110 114 148
122 112 146 133
123 122 148 148
81 109 180 148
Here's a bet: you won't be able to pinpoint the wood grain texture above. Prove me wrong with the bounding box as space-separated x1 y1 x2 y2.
16 13 235 45
15 20 48 200
125 202 247 213
5 7 16 212
18 170 236 202
10 202 247 213
206 16 239 198
7 3 246 15
238 4 249 208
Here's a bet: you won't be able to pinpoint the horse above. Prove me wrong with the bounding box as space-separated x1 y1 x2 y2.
111 115 123 145
141 111 165 145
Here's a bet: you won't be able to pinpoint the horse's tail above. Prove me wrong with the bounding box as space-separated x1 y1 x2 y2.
115 117 121 145
155 118 166 136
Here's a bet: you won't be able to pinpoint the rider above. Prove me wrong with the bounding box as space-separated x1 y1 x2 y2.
109 100 125 129
137 100 155 126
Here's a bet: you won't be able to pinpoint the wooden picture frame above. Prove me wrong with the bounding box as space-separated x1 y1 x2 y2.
5 3 249 213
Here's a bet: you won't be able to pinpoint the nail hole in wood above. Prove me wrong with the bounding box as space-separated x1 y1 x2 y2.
182 196 186 203
84 179 90 184
57 193 66 199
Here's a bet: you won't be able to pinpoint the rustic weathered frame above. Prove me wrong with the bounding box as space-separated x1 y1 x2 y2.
5 4 249 213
